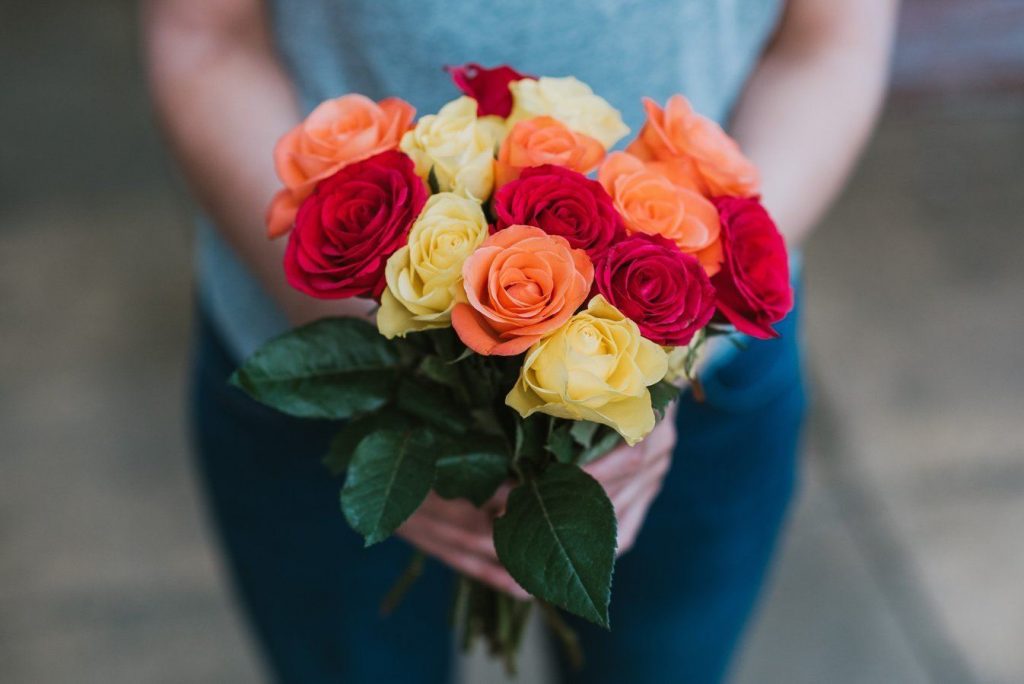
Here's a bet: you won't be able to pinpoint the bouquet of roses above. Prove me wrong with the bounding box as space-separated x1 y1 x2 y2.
232 63 792 670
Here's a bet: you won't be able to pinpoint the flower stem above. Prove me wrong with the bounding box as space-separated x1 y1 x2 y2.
379 550 425 615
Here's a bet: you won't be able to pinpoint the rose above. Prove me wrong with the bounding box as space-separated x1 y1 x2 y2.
377 193 489 338
493 165 623 258
626 95 759 198
595 233 716 346
284 150 427 300
506 296 668 445
444 63 533 118
451 225 593 356
507 76 629 149
399 96 497 201
494 116 605 188
267 95 415 238
598 152 723 275
711 196 792 339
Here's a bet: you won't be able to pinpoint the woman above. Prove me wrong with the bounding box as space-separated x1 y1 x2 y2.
144 1 897 681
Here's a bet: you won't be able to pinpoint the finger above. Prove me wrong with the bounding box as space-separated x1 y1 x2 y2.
397 513 528 597
587 440 673 493
416 492 495 536
480 481 513 517
609 458 669 516
615 487 656 557
400 508 500 561
583 442 648 484
584 418 678 487
402 526 530 599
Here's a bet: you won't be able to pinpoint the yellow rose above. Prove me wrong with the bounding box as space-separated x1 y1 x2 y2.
508 77 630 149
475 115 509 147
664 330 713 383
377 193 489 338
399 96 496 201
506 296 669 445
664 345 690 384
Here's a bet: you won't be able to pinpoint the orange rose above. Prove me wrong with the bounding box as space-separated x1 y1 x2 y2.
599 152 722 276
452 225 593 356
626 95 759 198
495 116 605 188
266 95 415 238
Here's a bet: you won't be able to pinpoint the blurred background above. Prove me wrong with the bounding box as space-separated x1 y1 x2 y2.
1 1 1022 682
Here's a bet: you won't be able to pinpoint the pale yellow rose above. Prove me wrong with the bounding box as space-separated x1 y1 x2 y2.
378 193 489 338
664 345 691 384
664 330 715 383
506 296 669 445
507 77 630 149
399 96 496 201
475 115 509 147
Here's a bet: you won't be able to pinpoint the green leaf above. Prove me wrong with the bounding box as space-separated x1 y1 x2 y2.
397 375 469 435
577 428 622 466
493 463 616 627
547 423 575 464
649 380 680 417
418 355 462 390
340 426 437 545
434 437 510 506
323 412 411 476
569 420 600 449
514 415 547 466
230 317 399 420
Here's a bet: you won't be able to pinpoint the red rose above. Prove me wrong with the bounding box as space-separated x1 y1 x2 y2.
493 165 624 258
710 196 792 339
444 63 533 117
595 233 715 346
284 150 427 299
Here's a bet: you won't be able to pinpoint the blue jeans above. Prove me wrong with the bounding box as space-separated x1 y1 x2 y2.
189 304 806 683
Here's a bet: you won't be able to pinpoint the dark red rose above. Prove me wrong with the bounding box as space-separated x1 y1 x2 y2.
595 233 716 346
444 63 533 117
284 150 427 300
710 196 792 339
493 164 624 258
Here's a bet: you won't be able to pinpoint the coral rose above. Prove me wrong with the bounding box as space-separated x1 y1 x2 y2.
444 63 533 118
711 196 792 339
493 164 623 258
452 225 593 356
267 95 415 238
627 95 759 198
598 152 723 275
595 233 716 346
400 96 497 201
378 193 489 338
508 76 629 149
494 116 605 188
506 295 669 446
284 150 427 300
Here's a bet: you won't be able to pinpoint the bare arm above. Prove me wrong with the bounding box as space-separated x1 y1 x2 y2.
141 0 375 324
730 0 900 245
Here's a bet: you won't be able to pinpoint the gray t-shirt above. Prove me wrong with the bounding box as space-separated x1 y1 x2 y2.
197 0 784 361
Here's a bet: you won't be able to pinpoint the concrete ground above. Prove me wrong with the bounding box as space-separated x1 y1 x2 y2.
2 2 1022 683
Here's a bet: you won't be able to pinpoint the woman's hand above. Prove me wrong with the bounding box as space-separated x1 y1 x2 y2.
397 405 678 596
397 486 528 599
583 404 677 556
